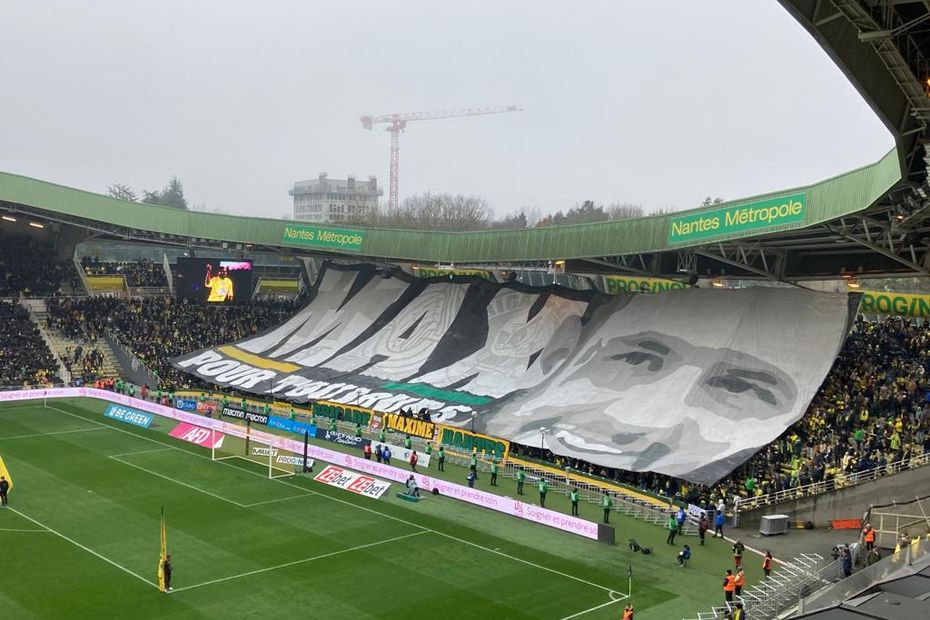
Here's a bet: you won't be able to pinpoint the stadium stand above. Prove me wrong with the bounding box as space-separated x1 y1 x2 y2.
0 230 75 297
80 256 169 287
0 300 60 387
45 297 303 389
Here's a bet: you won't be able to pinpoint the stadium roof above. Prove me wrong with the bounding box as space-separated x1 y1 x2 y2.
3 0 930 282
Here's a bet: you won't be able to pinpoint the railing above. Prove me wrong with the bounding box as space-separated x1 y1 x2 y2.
737 450 930 512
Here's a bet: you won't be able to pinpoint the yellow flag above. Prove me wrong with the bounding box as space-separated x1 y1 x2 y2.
0 455 12 491
157 506 167 592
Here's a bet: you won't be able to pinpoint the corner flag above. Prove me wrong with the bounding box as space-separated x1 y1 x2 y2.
157 507 168 592
0 455 13 491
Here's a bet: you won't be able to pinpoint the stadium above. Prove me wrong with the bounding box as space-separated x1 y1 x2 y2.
4 1 930 619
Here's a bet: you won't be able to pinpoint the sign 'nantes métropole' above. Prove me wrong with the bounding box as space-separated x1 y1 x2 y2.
668 193 806 244
281 224 365 251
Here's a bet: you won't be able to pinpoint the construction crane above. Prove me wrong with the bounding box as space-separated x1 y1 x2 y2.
360 106 522 211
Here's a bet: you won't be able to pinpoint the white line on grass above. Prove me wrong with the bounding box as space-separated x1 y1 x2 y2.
0 427 107 441
109 447 174 458
557 596 628 620
0 527 53 533
108 455 248 508
171 530 429 593
45 404 623 597
241 494 309 507
8 507 158 589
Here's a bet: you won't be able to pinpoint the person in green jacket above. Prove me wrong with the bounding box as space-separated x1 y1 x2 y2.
666 514 678 545
490 459 499 486
424 442 433 462
570 487 580 516
538 478 549 508
470 452 479 479
403 434 412 450
379 427 386 443
355 423 362 438
329 418 338 433
262 403 271 418
602 491 614 523
288 406 295 421
437 446 445 471
221 396 229 411
516 467 526 495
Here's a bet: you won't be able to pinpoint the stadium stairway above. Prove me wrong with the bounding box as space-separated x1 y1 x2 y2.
24 299 123 380
682 552 837 620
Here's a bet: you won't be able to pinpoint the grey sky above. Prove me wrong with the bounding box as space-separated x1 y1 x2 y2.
0 0 892 220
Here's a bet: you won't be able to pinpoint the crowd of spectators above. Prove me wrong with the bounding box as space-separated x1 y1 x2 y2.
0 230 74 297
62 344 105 385
0 301 60 388
46 297 303 389
81 257 169 287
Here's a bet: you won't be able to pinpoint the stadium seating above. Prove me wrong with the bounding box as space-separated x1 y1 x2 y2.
0 300 60 388
45 297 303 389
80 257 169 287
0 230 75 297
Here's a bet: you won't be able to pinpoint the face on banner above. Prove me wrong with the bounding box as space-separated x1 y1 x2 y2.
481 292 809 481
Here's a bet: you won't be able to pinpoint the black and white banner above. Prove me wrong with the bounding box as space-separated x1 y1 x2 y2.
221 406 268 426
174 263 854 484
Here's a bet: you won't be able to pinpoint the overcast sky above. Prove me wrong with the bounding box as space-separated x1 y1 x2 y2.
0 0 893 220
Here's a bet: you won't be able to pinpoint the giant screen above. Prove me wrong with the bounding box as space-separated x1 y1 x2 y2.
175 258 253 305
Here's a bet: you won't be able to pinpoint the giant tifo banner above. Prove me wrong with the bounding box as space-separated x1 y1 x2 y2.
171 263 853 484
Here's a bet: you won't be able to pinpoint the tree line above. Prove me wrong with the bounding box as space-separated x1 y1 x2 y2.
108 177 723 231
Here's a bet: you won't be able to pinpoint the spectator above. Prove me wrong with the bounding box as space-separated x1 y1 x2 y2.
0 301 60 387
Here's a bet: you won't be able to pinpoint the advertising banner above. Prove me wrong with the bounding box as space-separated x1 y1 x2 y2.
275 454 314 468
316 429 370 449
168 422 225 448
668 193 806 244
175 399 197 411
267 415 316 436
602 275 690 295
369 441 431 468
439 426 508 459
313 464 390 499
281 224 365 251
103 404 155 428
859 290 930 319
1 389 600 541
311 401 371 427
382 412 437 440
414 266 494 281
220 406 268 426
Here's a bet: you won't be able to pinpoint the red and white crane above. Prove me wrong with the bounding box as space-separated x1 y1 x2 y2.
360 106 522 211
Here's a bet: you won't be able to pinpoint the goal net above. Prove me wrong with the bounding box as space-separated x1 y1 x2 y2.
210 426 311 479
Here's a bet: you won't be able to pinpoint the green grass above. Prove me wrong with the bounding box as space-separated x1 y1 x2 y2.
0 398 759 619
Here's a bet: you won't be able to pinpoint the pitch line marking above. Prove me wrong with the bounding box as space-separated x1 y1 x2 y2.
0 427 107 441
0 527 53 533
558 595 628 620
171 530 429 593
109 447 174 458
241 494 309 507
8 507 158 589
108 455 248 508
45 404 622 596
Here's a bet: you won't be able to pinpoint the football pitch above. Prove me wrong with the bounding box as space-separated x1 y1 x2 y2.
0 398 748 619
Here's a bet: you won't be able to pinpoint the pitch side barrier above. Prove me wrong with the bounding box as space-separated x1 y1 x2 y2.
0 388 609 544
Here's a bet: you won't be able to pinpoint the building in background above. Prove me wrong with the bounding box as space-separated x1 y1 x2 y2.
289 174 381 224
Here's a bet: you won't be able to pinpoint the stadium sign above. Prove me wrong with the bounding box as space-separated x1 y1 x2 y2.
316 429 371 449
439 427 509 459
175 399 197 411
220 406 269 425
267 415 316 436
414 266 495 281
311 401 371 426
276 454 313 468
281 224 365 251
668 193 806 244
603 275 690 295
313 465 390 499
383 412 437 440
168 422 225 448
104 404 154 428
859 290 930 319
251 447 278 457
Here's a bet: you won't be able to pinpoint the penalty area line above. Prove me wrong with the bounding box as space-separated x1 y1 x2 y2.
8 507 158 589
171 530 429 593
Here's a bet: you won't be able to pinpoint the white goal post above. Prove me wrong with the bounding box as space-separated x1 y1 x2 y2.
210 425 312 479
